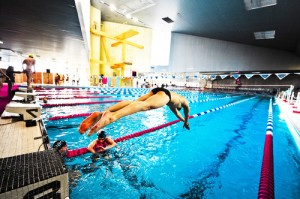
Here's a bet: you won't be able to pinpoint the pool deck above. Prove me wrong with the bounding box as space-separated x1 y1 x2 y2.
0 117 45 158
276 97 300 134
0 86 69 198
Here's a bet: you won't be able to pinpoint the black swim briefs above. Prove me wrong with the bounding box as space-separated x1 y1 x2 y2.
151 87 171 102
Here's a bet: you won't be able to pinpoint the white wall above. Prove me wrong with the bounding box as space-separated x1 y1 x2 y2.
169 33 300 72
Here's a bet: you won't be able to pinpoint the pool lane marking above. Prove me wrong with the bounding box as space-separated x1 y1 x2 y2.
114 97 255 143
47 96 240 120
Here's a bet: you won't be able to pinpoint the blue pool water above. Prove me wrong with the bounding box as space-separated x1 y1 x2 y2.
42 88 300 199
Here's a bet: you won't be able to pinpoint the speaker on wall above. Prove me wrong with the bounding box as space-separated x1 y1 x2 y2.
132 71 137 77
46 69 50 73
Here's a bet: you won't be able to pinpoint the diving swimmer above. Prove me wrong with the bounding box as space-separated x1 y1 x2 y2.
79 87 190 136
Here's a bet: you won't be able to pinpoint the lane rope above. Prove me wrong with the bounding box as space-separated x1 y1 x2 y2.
258 98 274 199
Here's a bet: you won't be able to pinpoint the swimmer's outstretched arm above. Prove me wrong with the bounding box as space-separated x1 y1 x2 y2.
169 105 190 130
87 140 97 154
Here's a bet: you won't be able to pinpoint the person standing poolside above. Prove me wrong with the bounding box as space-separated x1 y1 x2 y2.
6 66 22 97
22 54 36 90
0 69 7 92
79 87 190 136
87 130 117 155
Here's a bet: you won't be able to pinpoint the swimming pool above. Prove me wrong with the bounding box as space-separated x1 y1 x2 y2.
42 88 300 198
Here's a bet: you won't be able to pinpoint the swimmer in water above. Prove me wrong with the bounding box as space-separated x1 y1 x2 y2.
87 130 116 154
79 87 190 136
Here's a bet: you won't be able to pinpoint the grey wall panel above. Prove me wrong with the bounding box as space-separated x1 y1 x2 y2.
169 33 300 72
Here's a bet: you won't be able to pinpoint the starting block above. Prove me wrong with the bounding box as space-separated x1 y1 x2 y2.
15 92 36 103
5 102 41 121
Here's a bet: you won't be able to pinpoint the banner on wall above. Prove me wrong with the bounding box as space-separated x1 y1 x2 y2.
259 74 271 80
244 74 254 79
219 75 228 79
210 75 216 80
275 73 289 80
232 74 240 79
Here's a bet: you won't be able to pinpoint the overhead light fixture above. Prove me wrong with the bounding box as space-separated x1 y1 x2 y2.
0 40 3 44
101 2 147 26
109 4 116 11
125 14 131 19
254 30 275 39
244 0 277 10
162 17 174 23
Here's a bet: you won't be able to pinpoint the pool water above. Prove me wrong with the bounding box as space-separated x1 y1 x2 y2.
42 89 300 199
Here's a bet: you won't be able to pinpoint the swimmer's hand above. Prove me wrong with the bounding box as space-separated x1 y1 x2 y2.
96 146 106 153
183 122 190 130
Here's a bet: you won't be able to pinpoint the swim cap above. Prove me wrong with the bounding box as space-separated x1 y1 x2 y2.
28 54 34 58
53 140 67 150
97 130 106 139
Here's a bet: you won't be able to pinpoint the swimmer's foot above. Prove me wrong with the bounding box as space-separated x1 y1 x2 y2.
79 112 103 134
88 111 112 136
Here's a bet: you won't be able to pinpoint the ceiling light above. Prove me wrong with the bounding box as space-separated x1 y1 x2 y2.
132 17 138 22
109 4 116 11
126 14 131 19
254 30 275 39
244 0 277 10
0 40 3 44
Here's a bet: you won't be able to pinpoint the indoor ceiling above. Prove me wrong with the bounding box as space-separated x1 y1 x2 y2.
0 0 88 69
1 0 300 71
93 0 300 54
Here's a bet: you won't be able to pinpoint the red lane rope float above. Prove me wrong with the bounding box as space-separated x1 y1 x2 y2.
293 109 300 114
42 100 122 107
49 113 92 121
258 99 274 199
38 95 112 100
114 119 183 143
66 148 89 158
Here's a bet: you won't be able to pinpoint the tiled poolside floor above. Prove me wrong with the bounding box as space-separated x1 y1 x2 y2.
0 118 45 158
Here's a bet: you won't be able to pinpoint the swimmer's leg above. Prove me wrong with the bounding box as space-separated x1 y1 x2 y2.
88 111 113 136
79 112 103 134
